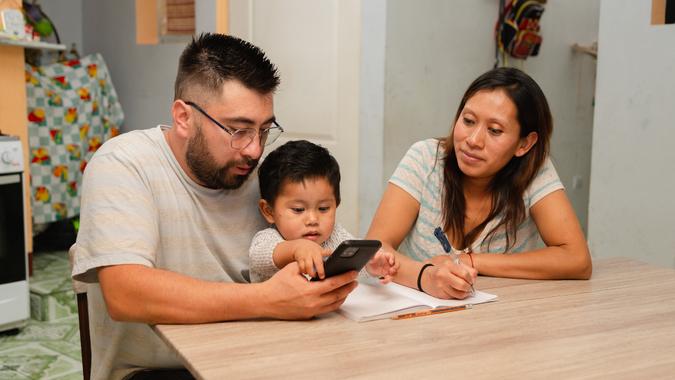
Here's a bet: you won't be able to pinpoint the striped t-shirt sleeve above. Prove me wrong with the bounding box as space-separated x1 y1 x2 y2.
524 157 564 208
389 139 437 202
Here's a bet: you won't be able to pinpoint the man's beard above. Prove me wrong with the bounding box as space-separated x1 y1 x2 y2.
185 124 258 190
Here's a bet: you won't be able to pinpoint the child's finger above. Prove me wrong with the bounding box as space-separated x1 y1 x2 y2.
299 258 310 277
379 274 392 284
314 255 325 279
308 259 318 277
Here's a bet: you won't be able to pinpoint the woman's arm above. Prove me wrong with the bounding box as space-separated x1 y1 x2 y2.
365 184 419 286
469 189 592 279
366 184 475 299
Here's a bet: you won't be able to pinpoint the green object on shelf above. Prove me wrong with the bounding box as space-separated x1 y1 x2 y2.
33 18 53 37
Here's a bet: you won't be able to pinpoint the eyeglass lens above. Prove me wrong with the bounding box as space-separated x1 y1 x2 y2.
231 127 282 150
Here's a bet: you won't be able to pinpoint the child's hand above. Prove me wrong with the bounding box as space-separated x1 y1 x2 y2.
365 248 400 284
290 239 331 279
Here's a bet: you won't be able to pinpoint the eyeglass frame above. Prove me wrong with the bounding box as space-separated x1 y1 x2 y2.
184 100 284 150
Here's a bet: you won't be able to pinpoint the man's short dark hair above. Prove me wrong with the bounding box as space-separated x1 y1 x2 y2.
258 140 341 206
174 33 280 100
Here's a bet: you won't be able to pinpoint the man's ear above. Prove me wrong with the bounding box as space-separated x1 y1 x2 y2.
258 199 275 224
515 132 538 157
171 100 193 139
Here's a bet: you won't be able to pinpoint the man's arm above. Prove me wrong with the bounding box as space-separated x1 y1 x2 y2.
98 262 357 324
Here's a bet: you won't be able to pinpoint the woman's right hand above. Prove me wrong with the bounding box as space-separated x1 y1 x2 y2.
420 257 477 299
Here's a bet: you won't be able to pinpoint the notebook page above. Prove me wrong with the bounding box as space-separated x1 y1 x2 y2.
339 281 428 321
385 282 498 308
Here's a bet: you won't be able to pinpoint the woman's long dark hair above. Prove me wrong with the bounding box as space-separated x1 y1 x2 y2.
441 67 552 252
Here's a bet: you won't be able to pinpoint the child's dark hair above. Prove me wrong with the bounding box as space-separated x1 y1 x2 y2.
258 140 341 206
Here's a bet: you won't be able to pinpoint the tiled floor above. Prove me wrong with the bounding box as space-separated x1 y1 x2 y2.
0 251 82 379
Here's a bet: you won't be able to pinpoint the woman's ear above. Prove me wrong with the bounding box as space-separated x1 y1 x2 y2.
515 132 538 157
258 199 275 224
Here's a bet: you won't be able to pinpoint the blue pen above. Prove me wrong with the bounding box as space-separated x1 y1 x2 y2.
433 227 475 296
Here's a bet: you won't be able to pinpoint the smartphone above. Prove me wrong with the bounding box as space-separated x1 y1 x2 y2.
311 239 382 281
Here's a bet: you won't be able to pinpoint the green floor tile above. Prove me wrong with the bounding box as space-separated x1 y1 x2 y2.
0 250 82 380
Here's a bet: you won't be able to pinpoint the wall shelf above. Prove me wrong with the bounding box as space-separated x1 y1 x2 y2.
0 37 66 51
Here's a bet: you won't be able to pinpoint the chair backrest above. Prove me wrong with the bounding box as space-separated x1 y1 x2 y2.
76 293 91 380
68 250 91 380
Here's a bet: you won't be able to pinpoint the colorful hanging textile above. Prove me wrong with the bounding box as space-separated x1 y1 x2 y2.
26 53 124 224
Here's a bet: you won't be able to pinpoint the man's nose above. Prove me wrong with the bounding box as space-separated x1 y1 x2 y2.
240 133 263 159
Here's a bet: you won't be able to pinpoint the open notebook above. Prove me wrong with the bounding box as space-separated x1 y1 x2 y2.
339 280 497 322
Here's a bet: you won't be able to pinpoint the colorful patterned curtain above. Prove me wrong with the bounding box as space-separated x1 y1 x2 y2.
25 53 124 224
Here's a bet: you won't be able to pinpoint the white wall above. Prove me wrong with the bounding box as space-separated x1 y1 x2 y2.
588 0 675 268
40 0 83 53
76 0 366 232
358 0 387 235
80 0 250 133
521 0 599 234
74 0 601 237
379 0 599 234
227 0 362 234
82 0 182 132
43 1 675 268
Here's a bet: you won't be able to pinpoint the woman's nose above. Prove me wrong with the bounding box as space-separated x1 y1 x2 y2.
466 125 485 148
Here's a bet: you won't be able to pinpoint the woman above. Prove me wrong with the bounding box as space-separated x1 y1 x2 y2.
366 67 592 300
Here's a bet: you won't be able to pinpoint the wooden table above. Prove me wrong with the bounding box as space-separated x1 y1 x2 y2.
155 258 675 379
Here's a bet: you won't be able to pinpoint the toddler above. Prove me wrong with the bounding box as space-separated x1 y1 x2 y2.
249 140 398 283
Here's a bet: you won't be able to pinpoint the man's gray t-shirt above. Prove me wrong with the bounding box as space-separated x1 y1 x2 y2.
71 125 266 380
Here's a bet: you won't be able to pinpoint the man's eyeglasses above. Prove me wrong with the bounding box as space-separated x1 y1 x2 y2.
185 101 284 150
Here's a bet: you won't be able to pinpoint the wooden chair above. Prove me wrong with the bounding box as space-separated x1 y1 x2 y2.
68 251 91 380
76 292 91 380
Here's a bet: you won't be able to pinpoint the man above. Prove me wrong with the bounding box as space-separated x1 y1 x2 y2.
71 33 358 380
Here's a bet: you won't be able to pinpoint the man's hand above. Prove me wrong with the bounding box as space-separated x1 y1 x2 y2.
365 248 400 283
260 262 358 320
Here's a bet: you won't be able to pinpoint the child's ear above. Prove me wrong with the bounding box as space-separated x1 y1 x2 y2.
258 199 276 224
